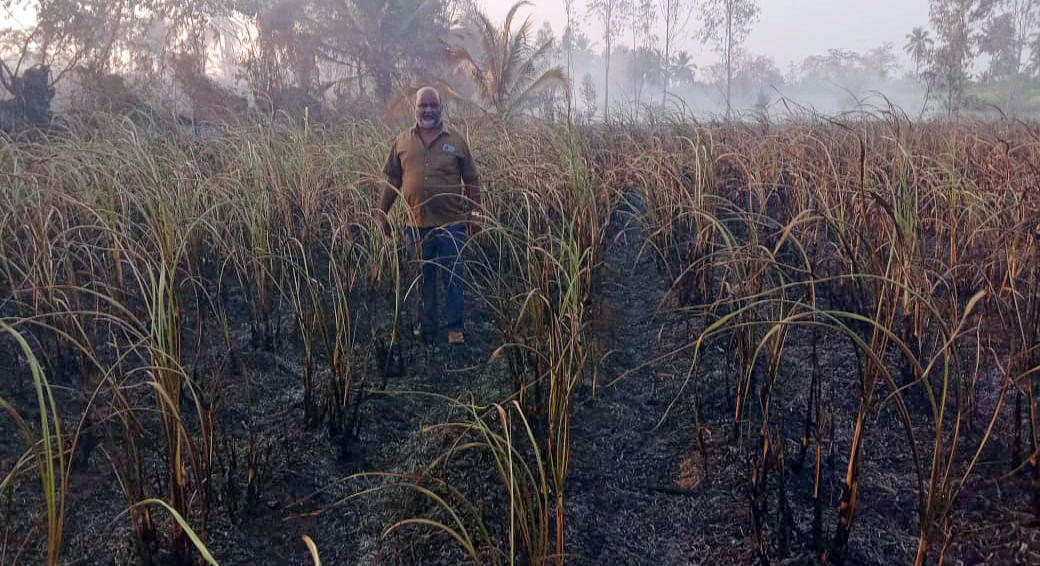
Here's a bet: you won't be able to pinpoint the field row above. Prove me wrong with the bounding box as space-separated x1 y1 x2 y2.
1 114 1038 565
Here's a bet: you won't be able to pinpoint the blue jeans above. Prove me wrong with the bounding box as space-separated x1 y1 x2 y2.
407 223 467 334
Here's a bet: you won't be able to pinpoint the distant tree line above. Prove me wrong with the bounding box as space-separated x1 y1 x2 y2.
2 0 1040 129
909 0 1040 115
0 0 566 127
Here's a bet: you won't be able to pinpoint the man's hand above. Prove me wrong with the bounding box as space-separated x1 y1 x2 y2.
468 210 483 236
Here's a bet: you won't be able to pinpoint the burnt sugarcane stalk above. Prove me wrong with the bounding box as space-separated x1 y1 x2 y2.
828 401 865 566
813 418 824 560
797 325 820 471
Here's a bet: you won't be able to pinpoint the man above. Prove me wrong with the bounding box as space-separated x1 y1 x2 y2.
377 86 481 345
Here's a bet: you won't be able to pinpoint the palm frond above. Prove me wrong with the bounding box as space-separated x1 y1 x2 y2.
500 19 536 108
472 8 500 70
507 67 568 118
448 43 494 104
500 3 534 94
502 1 533 40
512 38 554 90
445 0 564 120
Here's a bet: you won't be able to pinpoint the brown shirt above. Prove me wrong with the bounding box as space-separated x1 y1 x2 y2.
382 126 480 228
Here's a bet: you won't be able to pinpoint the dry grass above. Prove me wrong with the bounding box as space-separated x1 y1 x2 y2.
0 111 1038 565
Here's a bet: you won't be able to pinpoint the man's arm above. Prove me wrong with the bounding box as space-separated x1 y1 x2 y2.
464 180 481 212
378 137 403 235
376 177 402 235
459 138 482 232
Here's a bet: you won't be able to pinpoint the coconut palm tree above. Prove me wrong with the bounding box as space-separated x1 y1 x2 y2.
447 1 569 120
669 50 697 87
1030 31 1040 75
904 27 934 77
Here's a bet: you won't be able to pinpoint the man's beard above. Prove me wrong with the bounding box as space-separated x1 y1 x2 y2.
417 112 441 129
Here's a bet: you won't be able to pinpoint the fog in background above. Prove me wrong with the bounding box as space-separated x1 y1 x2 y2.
474 0 1025 119
479 0 930 79
1 0 1038 127
524 19 934 120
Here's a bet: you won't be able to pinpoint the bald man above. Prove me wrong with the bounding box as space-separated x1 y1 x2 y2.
377 87 482 345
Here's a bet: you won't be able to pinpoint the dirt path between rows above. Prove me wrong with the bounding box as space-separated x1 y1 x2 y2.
565 195 753 565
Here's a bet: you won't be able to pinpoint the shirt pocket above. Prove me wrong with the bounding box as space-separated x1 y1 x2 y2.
433 150 462 178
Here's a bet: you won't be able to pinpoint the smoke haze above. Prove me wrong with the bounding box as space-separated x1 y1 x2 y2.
2 0 1038 123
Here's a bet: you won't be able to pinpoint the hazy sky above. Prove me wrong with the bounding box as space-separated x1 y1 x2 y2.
1 0 934 73
478 0 932 72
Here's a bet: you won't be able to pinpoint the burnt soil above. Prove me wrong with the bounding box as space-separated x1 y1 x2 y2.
2 192 1039 565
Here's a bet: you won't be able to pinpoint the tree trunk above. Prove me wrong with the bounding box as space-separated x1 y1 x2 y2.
604 40 611 122
662 6 671 107
376 65 393 105
726 6 733 121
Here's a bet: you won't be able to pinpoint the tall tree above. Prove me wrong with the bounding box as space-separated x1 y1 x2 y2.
563 0 578 121
1002 0 1038 75
0 0 236 127
865 43 899 80
234 0 454 104
729 53 781 101
588 0 629 121
1032 29 1040 75
580 71 597 121
975 0 1038 113
3 0 231 84
447 1 567 120
534 21 566 120
633 0 656 50
660 0 692 104
626 46 664 104
628 0 656 105
927 0 994 115
245 0 321 95
698 0 760 120
978 11 1019 79
904 27 934 77
669 50 696 86
320 0 454 103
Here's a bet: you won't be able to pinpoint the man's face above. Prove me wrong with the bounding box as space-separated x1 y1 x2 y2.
415 91 442 129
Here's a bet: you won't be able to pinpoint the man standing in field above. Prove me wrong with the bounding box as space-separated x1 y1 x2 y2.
377 86 481 345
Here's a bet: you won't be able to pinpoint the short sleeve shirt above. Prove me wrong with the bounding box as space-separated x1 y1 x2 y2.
382 126 480 228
